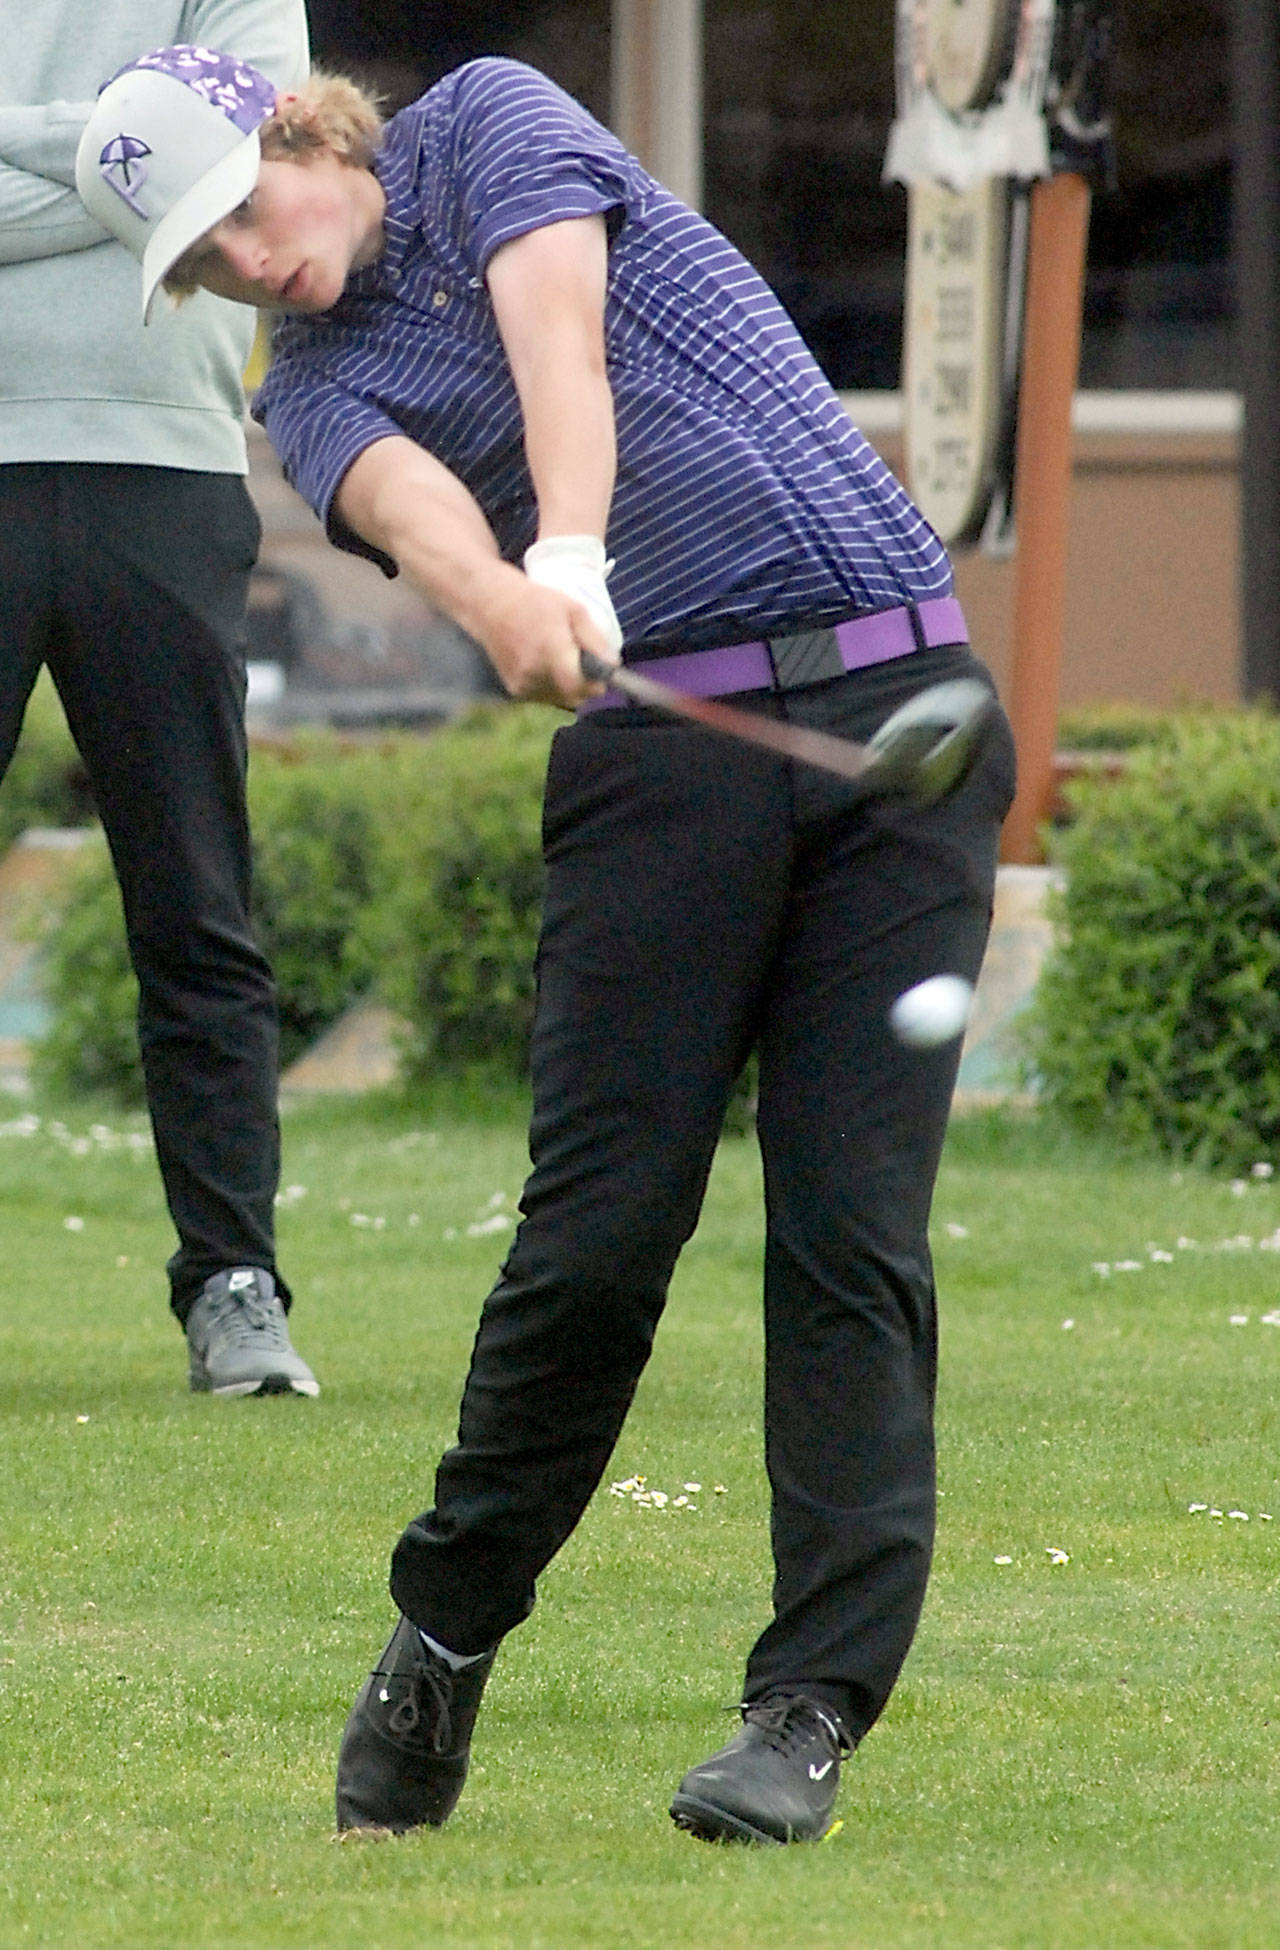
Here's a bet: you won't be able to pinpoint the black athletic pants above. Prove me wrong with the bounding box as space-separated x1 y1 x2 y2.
0 464 286 1323
390 638 1016 1743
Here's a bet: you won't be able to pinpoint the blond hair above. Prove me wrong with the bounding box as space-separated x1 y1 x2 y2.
258 71 384 168
163 71 384 297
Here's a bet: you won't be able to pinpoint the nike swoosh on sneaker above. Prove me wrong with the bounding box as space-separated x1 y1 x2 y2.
808 1759 835 1781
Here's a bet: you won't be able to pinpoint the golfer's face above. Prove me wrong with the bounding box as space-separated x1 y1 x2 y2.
195 157 381 312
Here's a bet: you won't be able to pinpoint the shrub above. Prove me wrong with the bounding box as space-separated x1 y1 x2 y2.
32 730 433 1104
29 836 141 1103
368 703 558 1084
246 735 427 1062
1022 712 1280 1171
27 700 762 1125
1055 701 1231 753
0 672 93 849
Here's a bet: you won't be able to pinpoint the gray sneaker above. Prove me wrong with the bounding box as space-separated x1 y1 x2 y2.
185 1268 319 1397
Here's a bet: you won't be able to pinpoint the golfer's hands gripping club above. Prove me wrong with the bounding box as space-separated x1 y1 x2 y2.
522 535 622 706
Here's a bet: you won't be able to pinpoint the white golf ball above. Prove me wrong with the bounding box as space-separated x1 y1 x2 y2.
889 974 974 1049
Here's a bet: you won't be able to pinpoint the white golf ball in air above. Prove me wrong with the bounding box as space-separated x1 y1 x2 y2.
889 974 974 1049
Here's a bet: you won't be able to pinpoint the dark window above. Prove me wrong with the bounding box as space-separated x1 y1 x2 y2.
702 0 1235 392
305 0 610 116
703 0 905 390
1080 0 1233 386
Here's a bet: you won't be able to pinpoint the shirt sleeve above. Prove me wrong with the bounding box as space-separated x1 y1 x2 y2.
447 59 633 274
0 161 105 264
255 347 404 574
0 0 308 267
0 101 104 262
189 0 311 89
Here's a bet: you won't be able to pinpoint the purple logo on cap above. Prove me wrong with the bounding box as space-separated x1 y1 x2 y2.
98 132 153 216
104 44 277 136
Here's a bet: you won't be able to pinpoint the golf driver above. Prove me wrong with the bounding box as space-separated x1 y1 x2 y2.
580 651 995 804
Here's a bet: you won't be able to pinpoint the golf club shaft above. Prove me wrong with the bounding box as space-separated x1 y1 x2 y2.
579 650 879 784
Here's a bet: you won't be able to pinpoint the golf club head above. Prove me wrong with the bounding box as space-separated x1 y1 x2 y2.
862 678 996 804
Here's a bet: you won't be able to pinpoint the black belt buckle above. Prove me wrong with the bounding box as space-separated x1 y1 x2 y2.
766 626 846 691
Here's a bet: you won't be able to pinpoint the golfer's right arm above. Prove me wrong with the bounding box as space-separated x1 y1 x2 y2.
336 435 609 707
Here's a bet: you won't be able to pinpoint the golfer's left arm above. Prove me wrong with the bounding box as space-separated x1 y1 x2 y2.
486 214 622 657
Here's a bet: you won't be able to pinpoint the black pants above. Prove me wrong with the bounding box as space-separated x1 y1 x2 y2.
0 463 286 1323
391 640 1016 1741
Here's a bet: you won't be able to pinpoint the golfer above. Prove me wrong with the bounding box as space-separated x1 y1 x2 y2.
80 48 1016 1844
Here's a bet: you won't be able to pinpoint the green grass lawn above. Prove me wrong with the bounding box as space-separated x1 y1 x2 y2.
2 1090 1279 1948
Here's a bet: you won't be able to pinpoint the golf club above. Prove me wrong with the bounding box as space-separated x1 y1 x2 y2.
580 651 995 804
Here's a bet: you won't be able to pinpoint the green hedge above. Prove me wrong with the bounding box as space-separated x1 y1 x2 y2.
1022 712 1280 1171
364 702 558 1086
0 672 93 850
28 689 1280 1166
30 706 559 1105
1055 701 1233 754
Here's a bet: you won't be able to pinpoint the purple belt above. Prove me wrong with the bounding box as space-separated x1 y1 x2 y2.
579 596 968 712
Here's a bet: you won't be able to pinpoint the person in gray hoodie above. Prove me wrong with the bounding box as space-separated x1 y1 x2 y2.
0 2 318 1398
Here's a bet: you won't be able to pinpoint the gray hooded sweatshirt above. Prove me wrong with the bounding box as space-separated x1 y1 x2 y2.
0 0 307 473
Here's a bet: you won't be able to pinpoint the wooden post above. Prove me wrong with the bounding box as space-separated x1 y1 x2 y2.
611 0 703 209
999 170 1091 864
1232 0 1280 701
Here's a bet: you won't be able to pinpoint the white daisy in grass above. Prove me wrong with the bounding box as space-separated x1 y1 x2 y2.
607 1472 706 1512
1046 1547 1070 1565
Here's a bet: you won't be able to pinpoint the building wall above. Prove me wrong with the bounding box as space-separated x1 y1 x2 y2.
852 399 1242 711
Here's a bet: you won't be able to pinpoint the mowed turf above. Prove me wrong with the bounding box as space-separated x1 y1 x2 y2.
1 1091 1279 1948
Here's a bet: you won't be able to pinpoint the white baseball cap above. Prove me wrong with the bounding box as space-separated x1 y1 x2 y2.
76 45 280 322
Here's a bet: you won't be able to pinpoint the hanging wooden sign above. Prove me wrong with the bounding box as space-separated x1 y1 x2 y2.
888 0 1058 546
903 175 1010 545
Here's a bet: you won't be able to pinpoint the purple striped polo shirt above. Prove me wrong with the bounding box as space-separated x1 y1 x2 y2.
255 57 953 651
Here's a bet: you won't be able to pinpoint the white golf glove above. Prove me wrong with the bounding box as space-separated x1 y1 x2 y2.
522 535 623 659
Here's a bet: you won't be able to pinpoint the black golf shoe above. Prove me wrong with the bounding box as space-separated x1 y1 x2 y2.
670 1694 850 1844
335 1614 496 1833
